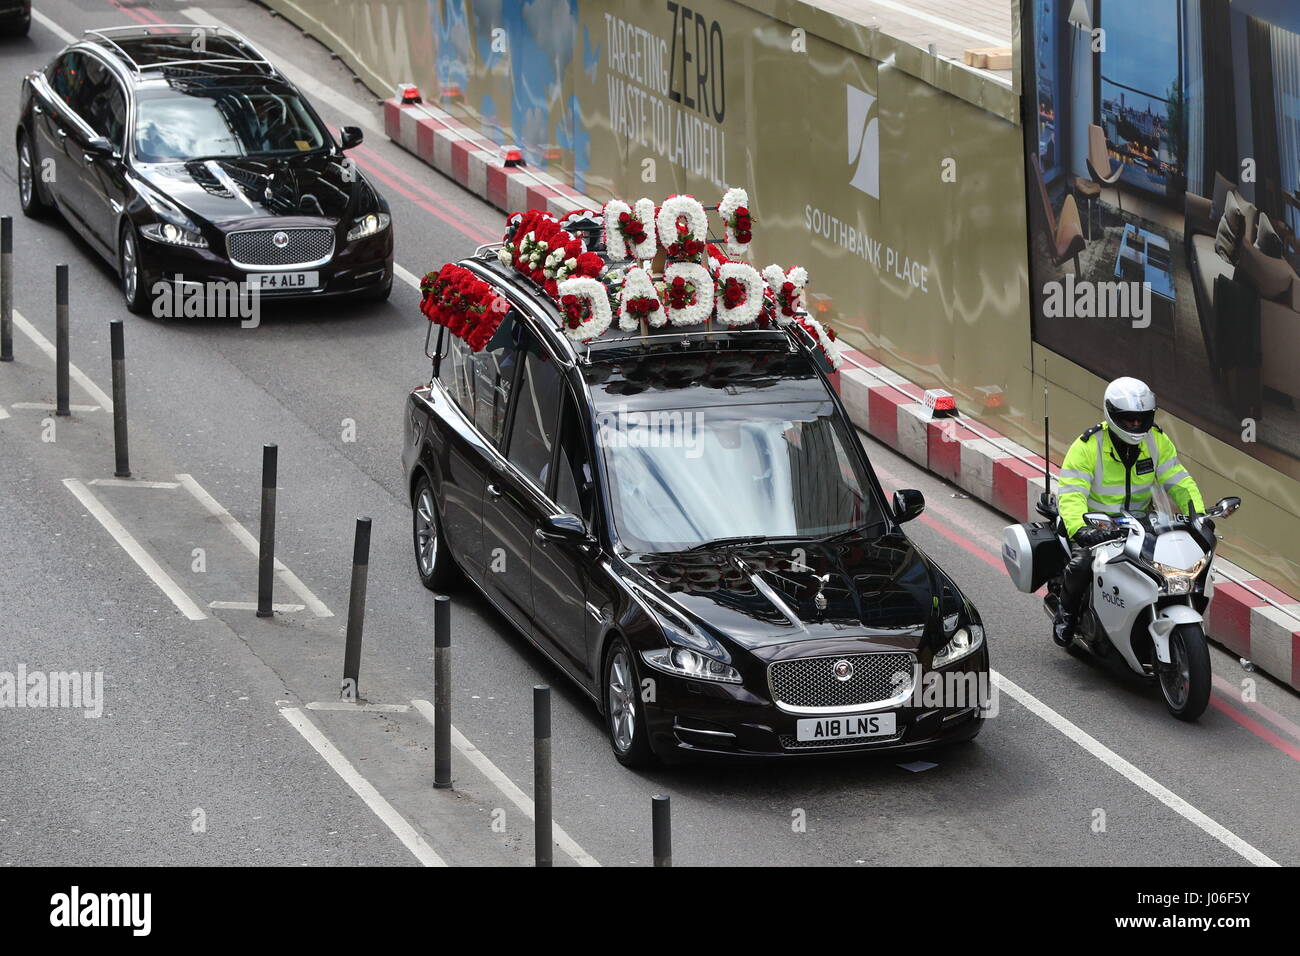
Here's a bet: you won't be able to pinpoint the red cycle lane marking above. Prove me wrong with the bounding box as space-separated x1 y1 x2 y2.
346 151 498 246
1209 695 1300 762
104 0 173 30
871 463 1300 764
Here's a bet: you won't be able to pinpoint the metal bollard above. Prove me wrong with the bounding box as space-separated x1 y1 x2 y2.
534 684 552 867
652 794 672 867
1 216 12 362
256 443 277 617
341 517 371 698
109 321 130 477
433 594 452 788
55 264 69 416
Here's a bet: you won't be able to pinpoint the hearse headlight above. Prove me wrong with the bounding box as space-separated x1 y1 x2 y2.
642 647 742 684
347 212 390 241
141 222 207 248
933 624 984 668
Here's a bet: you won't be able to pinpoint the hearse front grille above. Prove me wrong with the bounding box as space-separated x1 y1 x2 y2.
768 651 915 711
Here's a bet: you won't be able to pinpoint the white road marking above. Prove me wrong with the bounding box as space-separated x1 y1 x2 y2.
182 6 384 135
88 478 180 489
306 701 410 713
63 478 207 621
209 600 306 613
393 262 421 291
31 8 76 44
11 310 115 412
11 402 101 412
176 473 334 618
991 671 1279 866
410 698 600 867
0 405 8 420
280 707 446 866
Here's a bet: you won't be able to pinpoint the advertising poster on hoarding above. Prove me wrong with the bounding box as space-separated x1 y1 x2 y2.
1023 0 1300 477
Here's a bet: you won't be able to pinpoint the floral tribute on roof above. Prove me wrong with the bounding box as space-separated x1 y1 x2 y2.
419 188 842 369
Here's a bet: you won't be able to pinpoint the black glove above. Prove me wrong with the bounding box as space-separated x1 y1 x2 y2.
1074 527 1114 549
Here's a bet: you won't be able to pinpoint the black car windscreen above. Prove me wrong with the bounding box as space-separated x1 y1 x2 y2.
132 85 328 163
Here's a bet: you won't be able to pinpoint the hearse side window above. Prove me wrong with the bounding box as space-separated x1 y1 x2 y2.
438 329 476 419
77 60 127 148
506 330 562 485
554 389 594 525
47 52 88 110
470 307 522 446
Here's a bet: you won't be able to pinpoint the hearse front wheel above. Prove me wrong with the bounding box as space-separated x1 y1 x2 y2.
604 637 656 768
412 474 459 591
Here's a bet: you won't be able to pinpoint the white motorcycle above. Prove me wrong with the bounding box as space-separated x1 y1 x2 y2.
1002 494 1241 720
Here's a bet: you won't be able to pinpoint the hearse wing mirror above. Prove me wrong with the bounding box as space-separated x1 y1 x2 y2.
892 489 924 524
536 513 591 544
85 136 117 160
340 126 364 149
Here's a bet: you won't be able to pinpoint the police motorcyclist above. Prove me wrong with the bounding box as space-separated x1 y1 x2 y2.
1053 377 1205 646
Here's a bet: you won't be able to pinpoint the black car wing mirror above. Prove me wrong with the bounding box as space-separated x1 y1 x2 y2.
85 136 117 159
536 513 592 544
892 489 925 524
339 126 364 149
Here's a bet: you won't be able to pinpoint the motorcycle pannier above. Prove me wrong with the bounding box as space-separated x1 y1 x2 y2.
1002 522 1068 593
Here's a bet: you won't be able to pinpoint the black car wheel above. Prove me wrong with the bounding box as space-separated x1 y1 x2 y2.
17 132 51 217
412 474 460 590
2 13 30 37
119 225 148 314
604 636 656 768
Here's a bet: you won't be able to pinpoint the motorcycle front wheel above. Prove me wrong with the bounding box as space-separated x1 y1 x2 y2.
1158 623 1211 721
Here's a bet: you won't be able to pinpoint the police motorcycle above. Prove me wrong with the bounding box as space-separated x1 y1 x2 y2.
1002 490 1242 721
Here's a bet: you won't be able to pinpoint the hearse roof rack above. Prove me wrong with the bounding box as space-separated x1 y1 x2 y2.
83 25 278 78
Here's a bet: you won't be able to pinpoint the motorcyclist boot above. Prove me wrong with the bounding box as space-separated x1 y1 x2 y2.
1052 607 1077 647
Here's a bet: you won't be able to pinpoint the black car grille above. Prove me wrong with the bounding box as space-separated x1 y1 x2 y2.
768 651 915 710
226 227 334 266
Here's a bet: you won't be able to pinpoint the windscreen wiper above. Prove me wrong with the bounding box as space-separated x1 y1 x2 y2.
686 534 772 552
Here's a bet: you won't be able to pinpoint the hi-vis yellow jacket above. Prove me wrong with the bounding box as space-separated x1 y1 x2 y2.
1058 423 1205 538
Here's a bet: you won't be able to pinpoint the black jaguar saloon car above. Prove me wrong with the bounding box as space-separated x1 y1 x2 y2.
403 253 989 766
16 25 393 312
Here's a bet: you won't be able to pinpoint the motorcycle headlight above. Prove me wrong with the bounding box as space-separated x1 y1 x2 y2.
642 647 741 683
347 212 390 241
933 624 984 668
141 222 207 248
1152 558 1206 595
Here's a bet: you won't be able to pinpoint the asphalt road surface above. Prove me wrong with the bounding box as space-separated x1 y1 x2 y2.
1 0 1297 868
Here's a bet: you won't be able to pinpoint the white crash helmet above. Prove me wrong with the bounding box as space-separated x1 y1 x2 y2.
1103 377 1157 445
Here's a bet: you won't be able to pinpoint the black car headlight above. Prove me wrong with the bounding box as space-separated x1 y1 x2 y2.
347 212 390 241
141 222 207 248
641 647 742 684
933 624 984 668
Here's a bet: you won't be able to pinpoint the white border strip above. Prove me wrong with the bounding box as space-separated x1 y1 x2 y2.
63 478 207 621
411 698 600 867
991 671 1279 866
12 310 114 412
280 707 446 866
176 473 333 617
